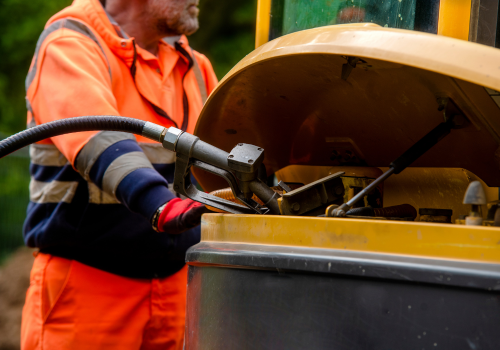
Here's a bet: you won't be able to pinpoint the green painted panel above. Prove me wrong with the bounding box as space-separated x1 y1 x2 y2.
278 0 418 36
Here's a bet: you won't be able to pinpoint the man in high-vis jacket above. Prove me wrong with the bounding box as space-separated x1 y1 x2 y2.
21 0 217 348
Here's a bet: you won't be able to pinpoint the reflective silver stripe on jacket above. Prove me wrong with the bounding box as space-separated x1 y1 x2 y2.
105 11 129 39
76 132 160 199
25 18 112 125
30 179 78 204
26 99 37 128
88 182 120 204
29 142 174 204
30 141 174 168
139 143 175 164
27 118 37 129
102 151 154 197
30 144 69 167
163 36 207 105
76 131 135 181
30 176 122 205
191 48 208 104
28 144 118 204
28 144 74 204
26 18 112 93
140 143 181 197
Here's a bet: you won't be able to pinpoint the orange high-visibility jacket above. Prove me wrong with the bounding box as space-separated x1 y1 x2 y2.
24 0 218 278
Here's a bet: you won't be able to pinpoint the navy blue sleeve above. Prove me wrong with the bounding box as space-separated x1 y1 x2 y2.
81 137 176 221
116 168 176 221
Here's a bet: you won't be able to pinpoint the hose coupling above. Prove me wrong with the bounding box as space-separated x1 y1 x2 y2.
162 127 184 152
142 122 166 142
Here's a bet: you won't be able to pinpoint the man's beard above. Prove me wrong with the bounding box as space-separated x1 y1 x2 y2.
151 1 200 36
156 14 199 36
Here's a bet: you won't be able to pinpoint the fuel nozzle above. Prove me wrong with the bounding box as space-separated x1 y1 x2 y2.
226 144 281 214
463 181 486 226
227 143 265 199
143 123 281 215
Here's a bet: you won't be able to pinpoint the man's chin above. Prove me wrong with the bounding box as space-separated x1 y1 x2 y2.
157 17 199 37
179 19 199 36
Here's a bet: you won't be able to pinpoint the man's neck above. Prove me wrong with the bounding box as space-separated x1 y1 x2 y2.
105 1 162 56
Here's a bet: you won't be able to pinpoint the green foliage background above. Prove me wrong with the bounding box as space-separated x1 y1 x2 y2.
0 0 257 262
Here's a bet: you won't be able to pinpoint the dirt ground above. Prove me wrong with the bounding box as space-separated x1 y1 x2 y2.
0 248 34 350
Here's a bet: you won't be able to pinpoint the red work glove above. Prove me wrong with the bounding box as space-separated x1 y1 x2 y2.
156 198 210 234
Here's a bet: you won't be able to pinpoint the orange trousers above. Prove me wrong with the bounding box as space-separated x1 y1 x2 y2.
21 253 188 350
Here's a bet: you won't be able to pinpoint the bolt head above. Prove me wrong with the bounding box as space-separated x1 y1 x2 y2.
162 127 183 151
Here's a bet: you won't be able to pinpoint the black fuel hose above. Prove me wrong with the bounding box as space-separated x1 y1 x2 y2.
0 116 285 215
0 116 148 159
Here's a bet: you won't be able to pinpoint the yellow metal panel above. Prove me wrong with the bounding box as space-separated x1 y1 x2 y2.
381 168 498 223
193 25 500 192
255 0 271 48
201 214 500 264
438 0 472 40
277 166 499 223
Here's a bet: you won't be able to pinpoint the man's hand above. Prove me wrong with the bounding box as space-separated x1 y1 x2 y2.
155 198 210 234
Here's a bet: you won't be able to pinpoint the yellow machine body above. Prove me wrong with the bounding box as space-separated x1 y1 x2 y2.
185 4 500 347
200 214 500 264
193 1 500 265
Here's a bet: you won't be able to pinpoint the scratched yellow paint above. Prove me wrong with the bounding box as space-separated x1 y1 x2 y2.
202 214 500 264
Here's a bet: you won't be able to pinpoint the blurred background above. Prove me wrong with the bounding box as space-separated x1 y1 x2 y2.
0 1 256 348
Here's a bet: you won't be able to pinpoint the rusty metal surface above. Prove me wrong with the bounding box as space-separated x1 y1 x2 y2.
193 25 500 191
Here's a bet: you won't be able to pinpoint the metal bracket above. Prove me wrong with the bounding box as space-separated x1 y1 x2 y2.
437 97 469 129
278 181 292 193
280 172 345 216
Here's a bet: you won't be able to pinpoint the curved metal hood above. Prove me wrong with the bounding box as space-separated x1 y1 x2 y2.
194 24 500 190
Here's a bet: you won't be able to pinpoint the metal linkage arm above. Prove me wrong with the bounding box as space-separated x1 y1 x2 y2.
330 111 465 217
